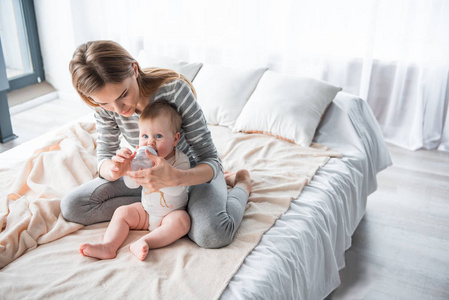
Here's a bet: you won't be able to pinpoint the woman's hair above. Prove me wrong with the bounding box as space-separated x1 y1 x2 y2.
140 101 182 133
69 40 196 108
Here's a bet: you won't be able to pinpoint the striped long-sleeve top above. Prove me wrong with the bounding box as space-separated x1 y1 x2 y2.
94 79 222 180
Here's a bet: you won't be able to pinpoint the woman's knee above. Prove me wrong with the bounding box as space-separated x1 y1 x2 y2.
187 173 238 248
60 192 86 224
60 178 106 224
188 213 235 249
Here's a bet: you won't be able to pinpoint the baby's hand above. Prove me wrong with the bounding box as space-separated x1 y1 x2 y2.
128 153 176 192
110 147 134 180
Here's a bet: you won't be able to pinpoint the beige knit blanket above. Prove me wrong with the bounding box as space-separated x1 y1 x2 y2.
0 121 341 299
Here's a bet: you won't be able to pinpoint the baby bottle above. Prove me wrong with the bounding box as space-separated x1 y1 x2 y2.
123 146 157 189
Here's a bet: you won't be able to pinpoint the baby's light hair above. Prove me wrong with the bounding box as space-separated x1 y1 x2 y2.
140 101 182 133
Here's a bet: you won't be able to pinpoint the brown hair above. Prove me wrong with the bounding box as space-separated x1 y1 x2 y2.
140 101 182 133
69 40 196 107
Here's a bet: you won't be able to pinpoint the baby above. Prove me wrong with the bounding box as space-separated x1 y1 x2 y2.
79 101 190 260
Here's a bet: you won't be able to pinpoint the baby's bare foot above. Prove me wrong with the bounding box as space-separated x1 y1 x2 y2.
129 239 149 261
225 169 252 196
79 243 117 259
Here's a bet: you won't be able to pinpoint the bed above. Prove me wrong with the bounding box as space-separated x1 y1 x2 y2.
0 57 391 299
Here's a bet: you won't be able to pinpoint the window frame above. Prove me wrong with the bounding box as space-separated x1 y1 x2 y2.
6 0 45 91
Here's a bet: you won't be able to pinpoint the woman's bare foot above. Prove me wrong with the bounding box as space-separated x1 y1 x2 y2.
129 239 149 261
224 169 252 196
79 243 117 259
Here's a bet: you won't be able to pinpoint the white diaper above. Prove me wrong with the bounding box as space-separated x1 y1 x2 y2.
142 186 188 231
148 214 164 231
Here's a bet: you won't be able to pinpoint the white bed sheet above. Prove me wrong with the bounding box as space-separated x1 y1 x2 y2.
222 92 392 300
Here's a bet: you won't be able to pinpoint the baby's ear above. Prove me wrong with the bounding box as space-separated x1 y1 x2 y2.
173 132 181 146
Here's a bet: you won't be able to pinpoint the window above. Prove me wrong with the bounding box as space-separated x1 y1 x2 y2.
0 0 43 143
0 0 44 91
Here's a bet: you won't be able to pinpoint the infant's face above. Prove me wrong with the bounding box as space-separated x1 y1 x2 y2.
138 116 179 159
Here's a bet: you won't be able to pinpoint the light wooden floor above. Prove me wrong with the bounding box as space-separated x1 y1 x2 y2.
328 144 449 299
0 94 92 153
1 92 449 299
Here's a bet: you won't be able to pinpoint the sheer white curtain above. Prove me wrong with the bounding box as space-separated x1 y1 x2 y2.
56 0 449 151
363 1 449 151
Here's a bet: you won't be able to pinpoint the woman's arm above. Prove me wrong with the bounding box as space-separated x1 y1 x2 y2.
160 164 211 196
172 147 211 186
94 110 137 181
94 110 121 172
161 80 222 179
174 163 214 186
128 151 213 192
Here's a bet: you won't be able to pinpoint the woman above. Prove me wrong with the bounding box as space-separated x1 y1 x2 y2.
61 40 251 248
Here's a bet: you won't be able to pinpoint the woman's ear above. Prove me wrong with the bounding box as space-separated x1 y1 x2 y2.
132 62 139 77
173 132 181 147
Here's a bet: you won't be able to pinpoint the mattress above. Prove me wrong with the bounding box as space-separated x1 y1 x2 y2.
0 92 391 299
222 92 392 299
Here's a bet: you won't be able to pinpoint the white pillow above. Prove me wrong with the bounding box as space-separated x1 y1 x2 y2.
233 71 342 146
193 64 267 128
136 50 203 82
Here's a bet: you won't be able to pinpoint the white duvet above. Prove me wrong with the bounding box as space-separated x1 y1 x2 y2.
223 92 392 299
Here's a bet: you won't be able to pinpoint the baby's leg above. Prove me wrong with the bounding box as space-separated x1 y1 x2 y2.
80 202 149 259
129 210 190 261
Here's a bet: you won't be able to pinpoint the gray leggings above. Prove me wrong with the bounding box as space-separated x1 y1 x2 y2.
60 171 248 248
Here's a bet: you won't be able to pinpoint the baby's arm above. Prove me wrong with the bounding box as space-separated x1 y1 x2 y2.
100 147 134 181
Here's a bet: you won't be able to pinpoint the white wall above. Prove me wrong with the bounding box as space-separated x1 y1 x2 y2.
34 0 150 97
33 0 366 97
34 0 77 97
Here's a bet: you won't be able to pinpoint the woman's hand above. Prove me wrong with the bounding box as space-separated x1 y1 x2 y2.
102 147 134 181
127 149 180 193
